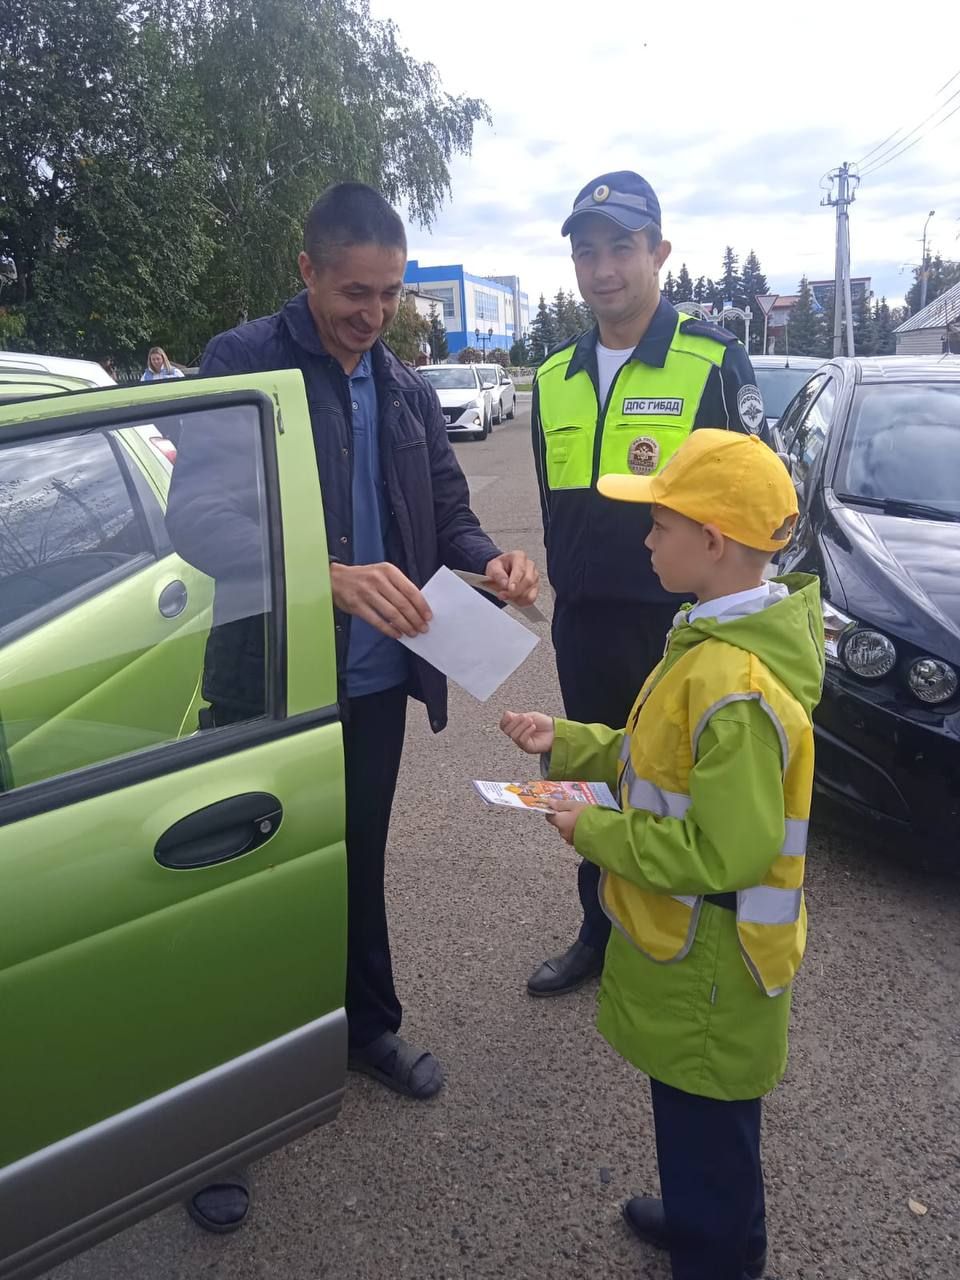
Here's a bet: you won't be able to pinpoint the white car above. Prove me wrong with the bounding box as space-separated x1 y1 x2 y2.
475 365 516 425
419 364 493 441
0 350 115 398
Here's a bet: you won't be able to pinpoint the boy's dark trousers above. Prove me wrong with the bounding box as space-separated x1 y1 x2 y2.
552 599 680 952
650 1078 767 1280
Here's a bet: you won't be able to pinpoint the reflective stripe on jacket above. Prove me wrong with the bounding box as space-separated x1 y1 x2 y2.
601 631 814 997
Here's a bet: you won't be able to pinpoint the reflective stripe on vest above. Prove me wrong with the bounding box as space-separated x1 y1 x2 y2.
535 317 727 492
602 645 813 996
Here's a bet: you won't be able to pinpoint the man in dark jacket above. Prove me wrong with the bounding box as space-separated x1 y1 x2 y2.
168 182 538 1232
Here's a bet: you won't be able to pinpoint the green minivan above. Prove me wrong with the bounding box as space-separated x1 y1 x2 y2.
0 366 348 1279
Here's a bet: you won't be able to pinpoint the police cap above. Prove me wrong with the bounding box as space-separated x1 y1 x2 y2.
561 170 661 238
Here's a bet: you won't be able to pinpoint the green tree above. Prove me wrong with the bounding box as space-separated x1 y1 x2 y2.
0 0 213 360
529 293 558 361
904 254 960 316
675 263 694 302
385 295 430 363
0 0 489 359
739 250 769 352
787 276 822 356
427 302 448 361
717 247 740 306
487 347 509 367
874 297 896 355
509 338 528 365
457 345 482 363
663 270 677 302
693 275 713 304
854 291 876 356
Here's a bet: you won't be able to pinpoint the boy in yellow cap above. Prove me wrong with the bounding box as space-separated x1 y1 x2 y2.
501 430 824 1280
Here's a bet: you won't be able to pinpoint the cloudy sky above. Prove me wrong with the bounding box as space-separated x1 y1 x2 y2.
369 0 960 314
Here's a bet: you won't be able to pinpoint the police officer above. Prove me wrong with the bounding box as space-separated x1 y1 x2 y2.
528 170 768 997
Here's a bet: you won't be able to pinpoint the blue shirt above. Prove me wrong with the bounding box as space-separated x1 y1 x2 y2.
344 351 409 697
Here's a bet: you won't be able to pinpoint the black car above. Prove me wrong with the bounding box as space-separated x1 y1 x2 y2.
775 355 960 860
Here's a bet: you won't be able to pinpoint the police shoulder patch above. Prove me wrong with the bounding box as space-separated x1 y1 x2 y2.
678 317 738 346
736 383 765 434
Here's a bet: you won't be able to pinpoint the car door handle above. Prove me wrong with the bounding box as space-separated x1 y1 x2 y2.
155 793 283 869
158 579 189 618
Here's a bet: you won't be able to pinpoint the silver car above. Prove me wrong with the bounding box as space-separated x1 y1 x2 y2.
475 365 517 426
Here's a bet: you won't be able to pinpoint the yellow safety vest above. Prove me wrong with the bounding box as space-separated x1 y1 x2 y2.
601 637 813 997
536 314 729 491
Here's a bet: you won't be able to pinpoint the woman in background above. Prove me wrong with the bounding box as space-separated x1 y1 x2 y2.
141 346 184 381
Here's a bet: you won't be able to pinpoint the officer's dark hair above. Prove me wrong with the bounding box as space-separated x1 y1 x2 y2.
644 224 663 251
304 182 407 268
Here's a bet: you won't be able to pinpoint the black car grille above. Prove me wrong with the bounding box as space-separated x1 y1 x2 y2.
444 405 469 423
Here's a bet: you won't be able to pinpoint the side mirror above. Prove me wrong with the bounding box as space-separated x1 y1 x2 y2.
482 380 496 390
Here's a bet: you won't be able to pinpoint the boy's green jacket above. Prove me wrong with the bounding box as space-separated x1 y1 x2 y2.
548 574 824 1100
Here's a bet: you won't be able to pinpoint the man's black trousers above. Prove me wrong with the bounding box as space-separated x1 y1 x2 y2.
211 684 407 1050
551 600 680 952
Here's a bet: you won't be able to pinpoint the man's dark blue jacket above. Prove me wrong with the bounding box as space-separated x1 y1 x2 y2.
166 291 500 732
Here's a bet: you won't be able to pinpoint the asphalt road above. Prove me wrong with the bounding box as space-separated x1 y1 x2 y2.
51 398 960 1280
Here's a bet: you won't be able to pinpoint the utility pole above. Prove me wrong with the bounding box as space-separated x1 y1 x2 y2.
821 163 859 356
920 210 936 310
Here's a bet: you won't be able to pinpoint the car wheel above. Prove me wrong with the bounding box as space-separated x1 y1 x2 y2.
494 402 502 426
506 396 516 420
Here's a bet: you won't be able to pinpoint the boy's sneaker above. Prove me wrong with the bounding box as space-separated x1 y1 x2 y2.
622 1197 766 1278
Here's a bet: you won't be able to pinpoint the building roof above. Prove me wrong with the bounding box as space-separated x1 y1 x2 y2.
894 280 960 333
770 295 798 310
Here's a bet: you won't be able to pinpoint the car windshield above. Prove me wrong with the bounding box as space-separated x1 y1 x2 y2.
836 383 960 514
477 366 497 381
755 367 818 418
422 368 476 390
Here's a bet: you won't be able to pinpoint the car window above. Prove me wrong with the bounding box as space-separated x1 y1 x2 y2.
0 402 275 792
0 431 152 631
778 374 827 453
836 382 960 513
422 368 478 390
789 378 837 490
754 367 818 420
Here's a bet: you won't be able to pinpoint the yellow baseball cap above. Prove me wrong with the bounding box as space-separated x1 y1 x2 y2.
597 429 799 552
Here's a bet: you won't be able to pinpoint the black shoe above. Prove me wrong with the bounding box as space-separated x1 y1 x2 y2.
187 1174 250 1234
623 1197 767 1278
526 940 602 997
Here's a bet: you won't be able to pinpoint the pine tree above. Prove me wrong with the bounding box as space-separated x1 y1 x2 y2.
575 298 595 331
874 297 895 355
427 303 448 362
787 277 822 356
854 291 876 356
718 247 740 306
739 250 769 352
663 270 677 302
675 263 693 302
509 338 528 365
551 288 575 342
693 275 712 304
529 293 558 361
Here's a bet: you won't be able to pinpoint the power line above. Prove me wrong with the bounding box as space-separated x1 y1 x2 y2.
859 83 960 173
860 98 960 178
855 66 960 166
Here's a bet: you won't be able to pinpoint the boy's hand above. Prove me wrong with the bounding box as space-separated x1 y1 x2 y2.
499 710 554 754
545 798 584 846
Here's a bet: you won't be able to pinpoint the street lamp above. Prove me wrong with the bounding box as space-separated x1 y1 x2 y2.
921 210 936 310
474 327 480 358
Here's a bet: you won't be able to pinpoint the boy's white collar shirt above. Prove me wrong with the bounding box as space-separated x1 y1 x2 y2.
682 581 787 627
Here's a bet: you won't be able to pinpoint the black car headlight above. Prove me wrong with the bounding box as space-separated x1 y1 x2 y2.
907 657 958 705
843 629 898 679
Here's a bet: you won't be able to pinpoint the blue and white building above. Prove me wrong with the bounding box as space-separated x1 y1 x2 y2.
404 261 530 357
